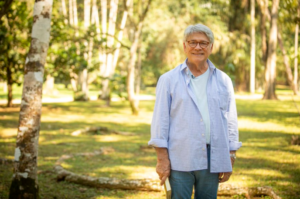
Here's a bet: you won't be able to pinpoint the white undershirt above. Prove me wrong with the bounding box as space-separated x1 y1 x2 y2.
190 67 211 144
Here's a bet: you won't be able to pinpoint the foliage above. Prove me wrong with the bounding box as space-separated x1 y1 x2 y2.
48 2 102 88
1 0 299 102
0 1 31 89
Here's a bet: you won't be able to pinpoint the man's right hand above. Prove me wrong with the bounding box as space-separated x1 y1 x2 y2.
155 147 171 186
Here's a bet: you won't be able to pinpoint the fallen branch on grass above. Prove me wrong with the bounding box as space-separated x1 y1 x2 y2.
54 147 161 191
218 183 281 199
71 126 135 136
53 148 281 198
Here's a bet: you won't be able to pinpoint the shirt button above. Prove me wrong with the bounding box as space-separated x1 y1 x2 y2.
202 134 204 137
200 119 203 122
202 148 205 151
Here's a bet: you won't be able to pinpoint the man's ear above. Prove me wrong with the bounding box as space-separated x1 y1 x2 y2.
210 43 214 51
183 42 187 52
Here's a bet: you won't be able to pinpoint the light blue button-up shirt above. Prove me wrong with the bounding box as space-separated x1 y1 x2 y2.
148 59 242 173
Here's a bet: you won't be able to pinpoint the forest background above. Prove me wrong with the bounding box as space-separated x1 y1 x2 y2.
0 0 299 112
0 0 300 198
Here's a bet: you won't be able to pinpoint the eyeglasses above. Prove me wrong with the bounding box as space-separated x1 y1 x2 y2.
186 41 210 49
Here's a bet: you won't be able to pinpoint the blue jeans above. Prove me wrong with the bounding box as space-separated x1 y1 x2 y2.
169 146 219 199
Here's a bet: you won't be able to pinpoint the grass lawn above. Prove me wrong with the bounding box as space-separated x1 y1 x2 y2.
0 88 300 199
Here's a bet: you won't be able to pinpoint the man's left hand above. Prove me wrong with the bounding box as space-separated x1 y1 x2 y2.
218 171 232 183
219 151 235 183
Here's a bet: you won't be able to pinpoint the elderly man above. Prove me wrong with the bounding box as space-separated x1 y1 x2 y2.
148 24 242 199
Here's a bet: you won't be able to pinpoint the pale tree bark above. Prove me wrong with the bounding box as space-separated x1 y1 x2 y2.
112 0 131 72
2 81 8 92
257 0 268 65
101 0 119 101
76 0 92 101
135 45 142 99
71 0 89 101
250 0 255 93
127 0 152 115
278 31 298 95
72 0 78 31
91 0 100 40
44 74 55 95
99 0 107 76
61 0 68 24
68 0 73 25
84 0 91 29
263 0 279 100
9 0 53 198
294 0 299 93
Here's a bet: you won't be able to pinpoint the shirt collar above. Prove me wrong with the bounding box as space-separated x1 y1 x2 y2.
180 58 216 76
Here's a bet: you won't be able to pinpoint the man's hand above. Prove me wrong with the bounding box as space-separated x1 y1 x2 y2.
219 151 236 183
155 148 171 186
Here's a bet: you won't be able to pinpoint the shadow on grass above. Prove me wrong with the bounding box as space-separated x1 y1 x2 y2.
236 99 300 126
236 156 300 197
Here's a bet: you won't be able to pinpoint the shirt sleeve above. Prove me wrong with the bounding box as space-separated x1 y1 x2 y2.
148 75 171 148
227 78 242 151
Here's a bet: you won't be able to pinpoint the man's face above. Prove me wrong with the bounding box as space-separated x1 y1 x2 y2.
183 32 213 65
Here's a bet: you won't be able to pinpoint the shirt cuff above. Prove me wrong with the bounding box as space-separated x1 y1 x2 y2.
148 139 168 148
229 141 242 151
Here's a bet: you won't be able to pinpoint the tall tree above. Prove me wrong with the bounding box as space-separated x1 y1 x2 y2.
263 0 280 100
257 0 268 65
127 0 152 115
294 0 300 93
100 0 119 101
9 0 53 198
278 30 298 94
250 0 256 93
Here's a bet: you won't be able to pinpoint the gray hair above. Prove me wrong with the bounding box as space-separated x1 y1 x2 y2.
183 24 214 44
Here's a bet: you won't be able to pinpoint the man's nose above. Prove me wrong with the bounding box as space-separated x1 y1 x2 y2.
194 43 202 49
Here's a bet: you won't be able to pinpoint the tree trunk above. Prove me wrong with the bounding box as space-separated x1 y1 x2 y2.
99 0 108 100
112 0 131 73
9 0 53 198
68 0 73 25
84 0 91 29
101 0 119 101
257 0 268 65
61 0 68 24
72 0 89 101
2 81 8 92
135 45 142 99
250 0 255 93
127 22 142 115
99 0 107 77
72 0 78 30
6 62 13 107
263 0 279 100
127 0 152 115
44 74 54 95
278 31 297 95
294 0 299 93
91 0 100 40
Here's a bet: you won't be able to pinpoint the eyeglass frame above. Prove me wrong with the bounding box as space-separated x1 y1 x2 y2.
185 40 211 49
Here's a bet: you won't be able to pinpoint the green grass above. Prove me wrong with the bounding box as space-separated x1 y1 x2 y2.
0 88 300 198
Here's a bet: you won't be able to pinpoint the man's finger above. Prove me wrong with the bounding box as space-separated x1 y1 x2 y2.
219 173 224 178
160 175 168 186
219 172 231 183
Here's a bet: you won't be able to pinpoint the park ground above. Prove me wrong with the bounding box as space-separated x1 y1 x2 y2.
0 85 300 199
